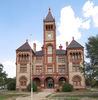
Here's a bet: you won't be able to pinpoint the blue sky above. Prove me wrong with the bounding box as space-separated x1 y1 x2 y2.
0 0 98 77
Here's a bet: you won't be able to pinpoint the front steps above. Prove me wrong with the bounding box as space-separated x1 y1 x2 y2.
43 89 55 92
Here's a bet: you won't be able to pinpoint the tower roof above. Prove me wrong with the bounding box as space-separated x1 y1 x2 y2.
67 38 84 49
16 40 32 51
44 8 55 22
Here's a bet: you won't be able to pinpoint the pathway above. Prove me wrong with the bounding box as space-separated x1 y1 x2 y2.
16 92 52 100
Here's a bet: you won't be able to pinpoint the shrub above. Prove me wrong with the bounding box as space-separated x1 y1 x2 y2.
27 82 37 92
62 82 73 92
56 88 60 92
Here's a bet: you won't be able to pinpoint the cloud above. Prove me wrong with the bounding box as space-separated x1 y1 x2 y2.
83 0 98 27
3 60 16 78
57 6 90 49
29 40 42 51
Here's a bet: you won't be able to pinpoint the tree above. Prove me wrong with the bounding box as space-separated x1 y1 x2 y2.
0 64 7 87
7 78 16 90
27 82 37 92
85 35 98 87
86 35 98 65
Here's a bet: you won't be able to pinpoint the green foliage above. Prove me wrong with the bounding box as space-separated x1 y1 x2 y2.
7 78 16 90
27 82 37 92
86 35 98 65
85 35 98 87
62 82 73 92
56 88 60 92
0 64 7 86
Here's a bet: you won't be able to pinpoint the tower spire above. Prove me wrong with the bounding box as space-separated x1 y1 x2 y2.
49 8 51 12
44 8 54 22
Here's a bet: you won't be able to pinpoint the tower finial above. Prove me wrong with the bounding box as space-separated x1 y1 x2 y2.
72 36 74 40
26 39 28 43
49 8 51 12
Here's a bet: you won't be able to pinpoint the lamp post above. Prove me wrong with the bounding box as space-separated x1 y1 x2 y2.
30 34 33 99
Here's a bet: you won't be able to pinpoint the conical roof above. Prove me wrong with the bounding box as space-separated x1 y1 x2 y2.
44 8 55 22
67 38 83 49
16 40 32 51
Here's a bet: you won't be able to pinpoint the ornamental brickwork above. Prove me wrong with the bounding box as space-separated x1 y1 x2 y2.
16 8 86 91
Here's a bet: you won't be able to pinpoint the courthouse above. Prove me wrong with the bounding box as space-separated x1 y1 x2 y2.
16 8 85 91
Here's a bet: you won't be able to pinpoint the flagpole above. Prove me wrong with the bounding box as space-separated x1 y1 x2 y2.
30 34 33 99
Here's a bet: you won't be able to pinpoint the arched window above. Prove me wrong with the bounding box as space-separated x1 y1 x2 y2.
47 46 52 54
19 55 21 61
72 53 75 59
20 76 27 86
59 77 66 86
73 76 81 86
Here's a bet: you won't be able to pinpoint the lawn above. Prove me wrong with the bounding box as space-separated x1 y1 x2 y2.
46 89 98 100
52 95 98 100
0 94 29 100
0 94 22 100
0 90 29 100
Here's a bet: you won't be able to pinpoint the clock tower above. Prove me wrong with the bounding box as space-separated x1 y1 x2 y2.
43 8 56 74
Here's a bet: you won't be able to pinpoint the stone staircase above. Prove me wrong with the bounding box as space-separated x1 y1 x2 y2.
43 89 55 92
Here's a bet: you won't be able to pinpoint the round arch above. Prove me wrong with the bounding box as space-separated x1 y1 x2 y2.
33 77 41 87
44 77 54 89
72 75 82 81
19 76 27 86
58 77 66 86
72 75 82 86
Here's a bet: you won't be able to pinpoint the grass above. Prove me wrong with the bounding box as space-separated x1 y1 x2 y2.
0 90 29 100
46 94 52 98
52 95 98 100
0 94 27 100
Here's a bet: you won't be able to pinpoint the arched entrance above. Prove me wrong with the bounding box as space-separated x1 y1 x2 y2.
58 77 66 86
45 77 54 89
33 78 40 87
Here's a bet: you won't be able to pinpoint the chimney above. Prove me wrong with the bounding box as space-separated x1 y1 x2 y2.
59 44 63 50
66 42 68 48
33 43 36 52
41 45 44 51
26 39 28 43
72 36 74 40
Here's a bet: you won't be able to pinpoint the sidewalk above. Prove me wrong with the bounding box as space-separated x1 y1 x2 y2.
16 92 52 100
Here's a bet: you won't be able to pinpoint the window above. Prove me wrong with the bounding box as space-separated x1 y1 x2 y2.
20 77 27 86
47 66 52 73
36 57 42 63
58 56 65 63
47 46 52 54
73 64 76 72
72 53 75 59
36 66 42 73
46 25 53 30
70 53 81 60
47 56 52 63
73 63 80 72
73 76 81 86
58 65 65 73
20 64 27 73
19 55 29 62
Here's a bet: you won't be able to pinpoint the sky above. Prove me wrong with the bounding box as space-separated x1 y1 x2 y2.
0 0 98 78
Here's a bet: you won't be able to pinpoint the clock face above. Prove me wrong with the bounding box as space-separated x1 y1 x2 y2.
48 33 52 39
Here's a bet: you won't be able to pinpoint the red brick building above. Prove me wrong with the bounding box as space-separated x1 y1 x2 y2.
16 8 86 91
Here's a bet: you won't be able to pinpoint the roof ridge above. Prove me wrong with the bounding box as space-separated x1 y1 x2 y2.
67 40 83 49
16 40 32 51
45 8 55 22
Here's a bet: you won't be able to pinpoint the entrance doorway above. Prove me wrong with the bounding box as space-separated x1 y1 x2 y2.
45 77 54 89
